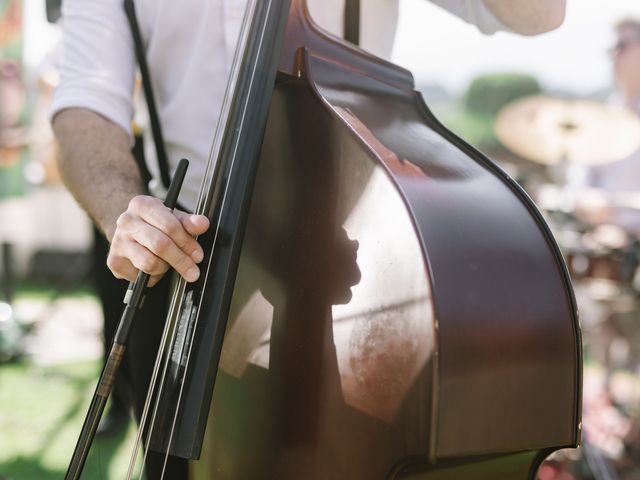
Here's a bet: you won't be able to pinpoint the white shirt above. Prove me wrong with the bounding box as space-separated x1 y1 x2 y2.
50 0 508 210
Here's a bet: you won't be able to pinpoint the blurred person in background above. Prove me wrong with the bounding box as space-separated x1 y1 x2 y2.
49 0 566 477
561 17 640 476
612 19 640 125
577 18 640 233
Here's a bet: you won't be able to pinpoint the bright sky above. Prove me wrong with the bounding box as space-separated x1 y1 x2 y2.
392 0 640 96
22 1 640 98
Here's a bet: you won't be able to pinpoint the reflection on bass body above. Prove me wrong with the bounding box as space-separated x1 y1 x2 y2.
181 2 581 479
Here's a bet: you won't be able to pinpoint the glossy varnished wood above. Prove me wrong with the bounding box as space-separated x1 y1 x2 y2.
191 1 581 478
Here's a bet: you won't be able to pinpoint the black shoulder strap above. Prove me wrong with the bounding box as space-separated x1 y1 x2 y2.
344 0 360 46
124 0 358 188
123 0 172 190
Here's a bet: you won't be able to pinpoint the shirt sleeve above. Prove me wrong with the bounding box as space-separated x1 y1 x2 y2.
428 0 511 35
49 0 136 139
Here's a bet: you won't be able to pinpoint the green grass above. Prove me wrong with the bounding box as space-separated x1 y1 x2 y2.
0 360 144 480
10 280 95 301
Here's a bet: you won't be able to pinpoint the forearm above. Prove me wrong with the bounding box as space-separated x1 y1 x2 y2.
482 0 566 35
52 108 146 242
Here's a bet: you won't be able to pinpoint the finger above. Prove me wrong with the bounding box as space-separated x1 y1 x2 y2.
131 227 200 282
107 256 165 287
107 240 170 287
147 274 164 288
130 196 204 263
107 253 139 283
111 219 171 278
120 238 171 277
174 210 210 236
107 237 169 282
108 232 150 282
174 211 209 263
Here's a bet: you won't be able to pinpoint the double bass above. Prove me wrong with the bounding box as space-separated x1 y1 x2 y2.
97 0 583 478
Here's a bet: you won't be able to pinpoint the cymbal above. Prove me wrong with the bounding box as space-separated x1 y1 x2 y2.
495 95 640 165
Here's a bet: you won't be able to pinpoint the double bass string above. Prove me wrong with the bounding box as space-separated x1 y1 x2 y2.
155 1 280 477
124 0 263 477
156 0 278 475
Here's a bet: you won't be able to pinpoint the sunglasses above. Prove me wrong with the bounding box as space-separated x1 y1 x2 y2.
610 38 640 57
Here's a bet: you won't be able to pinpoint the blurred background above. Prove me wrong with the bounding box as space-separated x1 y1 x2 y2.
2 0 640 478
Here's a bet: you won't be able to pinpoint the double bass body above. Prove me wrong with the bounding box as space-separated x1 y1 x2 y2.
192 2 581 478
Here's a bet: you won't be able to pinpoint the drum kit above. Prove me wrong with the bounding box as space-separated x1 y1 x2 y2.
496 95 640 372
496 95 640 292
496 95 640 478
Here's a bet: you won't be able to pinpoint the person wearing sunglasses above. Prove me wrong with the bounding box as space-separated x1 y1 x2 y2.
611 19 640 111
577 19 640 232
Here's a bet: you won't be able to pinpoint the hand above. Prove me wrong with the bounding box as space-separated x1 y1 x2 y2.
107 195 210 286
